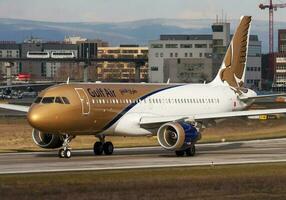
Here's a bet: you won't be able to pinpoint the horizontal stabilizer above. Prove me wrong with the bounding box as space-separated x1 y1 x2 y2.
239 93 286 101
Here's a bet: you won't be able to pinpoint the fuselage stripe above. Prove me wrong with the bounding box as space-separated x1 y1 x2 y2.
102 85 182 132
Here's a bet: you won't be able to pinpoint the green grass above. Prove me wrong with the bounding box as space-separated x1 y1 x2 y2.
1 163 286 200
1 117 286 152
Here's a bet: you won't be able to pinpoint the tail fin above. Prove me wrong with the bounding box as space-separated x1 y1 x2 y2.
211 16 252 88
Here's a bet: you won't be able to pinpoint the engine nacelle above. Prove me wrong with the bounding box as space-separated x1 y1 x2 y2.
32 129 64 149
157 122 201 151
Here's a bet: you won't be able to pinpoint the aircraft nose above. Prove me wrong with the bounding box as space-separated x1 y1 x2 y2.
27 108 43 129
27 106 64 132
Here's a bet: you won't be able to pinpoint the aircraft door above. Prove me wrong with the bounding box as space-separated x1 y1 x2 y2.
75 88 90 115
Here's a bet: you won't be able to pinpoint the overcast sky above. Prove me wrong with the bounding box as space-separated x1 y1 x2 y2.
0 0 285 22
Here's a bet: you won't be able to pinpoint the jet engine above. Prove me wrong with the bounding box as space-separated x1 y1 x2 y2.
157 122 201 151
32 129 64 149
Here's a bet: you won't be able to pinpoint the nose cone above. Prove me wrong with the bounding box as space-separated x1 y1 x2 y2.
27 107 44 130
28 106 58 132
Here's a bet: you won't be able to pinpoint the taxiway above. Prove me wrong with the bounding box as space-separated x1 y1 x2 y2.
0 138 286 174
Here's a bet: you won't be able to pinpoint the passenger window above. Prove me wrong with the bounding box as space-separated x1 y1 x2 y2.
62 97 70 104
42 97 55 104
55 97 64 104
34 97 42 104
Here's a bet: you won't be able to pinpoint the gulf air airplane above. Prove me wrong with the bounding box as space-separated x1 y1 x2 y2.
1 16 286 158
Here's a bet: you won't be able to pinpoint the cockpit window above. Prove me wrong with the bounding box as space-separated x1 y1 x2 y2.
34 97 42 104
42 97 55 104
55 97 64 104
62 97 70 104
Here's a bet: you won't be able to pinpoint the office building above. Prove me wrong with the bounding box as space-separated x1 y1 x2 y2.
245 36 262 89
97 45 148 82
149 34 213 83
278 30 286 53
272 29 286 91
0 42 20 83
148 21 262 90
44 43 78 79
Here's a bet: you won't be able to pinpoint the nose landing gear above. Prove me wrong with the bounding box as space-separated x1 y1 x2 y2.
58 135 75 159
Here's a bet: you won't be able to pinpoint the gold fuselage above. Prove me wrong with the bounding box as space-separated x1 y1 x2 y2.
27 83 176 135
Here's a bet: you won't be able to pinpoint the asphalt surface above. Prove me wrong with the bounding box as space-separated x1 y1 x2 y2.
0 138 286 174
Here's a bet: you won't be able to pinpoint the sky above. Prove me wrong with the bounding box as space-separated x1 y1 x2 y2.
0 0 285 22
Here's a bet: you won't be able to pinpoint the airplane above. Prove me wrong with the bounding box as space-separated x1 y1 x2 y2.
1 16 286 159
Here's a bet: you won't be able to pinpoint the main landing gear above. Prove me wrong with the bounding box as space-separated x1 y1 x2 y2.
175 144 196 157
58 135 75 159
58 135 114 158
93 136 114 156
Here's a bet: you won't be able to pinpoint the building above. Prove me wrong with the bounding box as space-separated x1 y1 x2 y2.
272 29 286 91
244 35 262 89
211 21 231 77
149 34 213 83
64 36 87 44
272 53 286 91
0 37 111 82
43 43 78 79
0 42 20 84
148 20 262 90
20 41 44 79
278 30 286 53
97 45 148 82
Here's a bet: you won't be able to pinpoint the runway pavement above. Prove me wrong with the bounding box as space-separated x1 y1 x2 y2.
0 138 286 175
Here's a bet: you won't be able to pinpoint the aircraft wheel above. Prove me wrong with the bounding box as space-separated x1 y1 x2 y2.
58 148 65 158
94 142 104 155
64 149 72 158
186 145 196 157
103 142 114 155
175 150 185 157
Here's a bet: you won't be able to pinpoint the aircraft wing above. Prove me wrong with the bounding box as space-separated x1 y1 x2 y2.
0 103 29 113
139 108 286 126
0 83 56 90
239 93 286 101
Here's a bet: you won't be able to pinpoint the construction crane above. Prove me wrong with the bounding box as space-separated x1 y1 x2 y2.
259 0 286 54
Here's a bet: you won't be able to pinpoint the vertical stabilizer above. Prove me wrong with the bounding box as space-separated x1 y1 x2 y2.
211 16 252 88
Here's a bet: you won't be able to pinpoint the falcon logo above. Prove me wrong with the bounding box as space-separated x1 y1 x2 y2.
220 16 251 88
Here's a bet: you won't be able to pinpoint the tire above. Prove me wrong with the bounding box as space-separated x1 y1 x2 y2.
175 150 185 157
186 145 196 157
58 148 65 158
94 142 104 155
64 149 72 158
103 142 114 155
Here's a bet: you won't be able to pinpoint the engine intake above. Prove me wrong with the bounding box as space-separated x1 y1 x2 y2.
157 122 200 151
32 129 64 149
